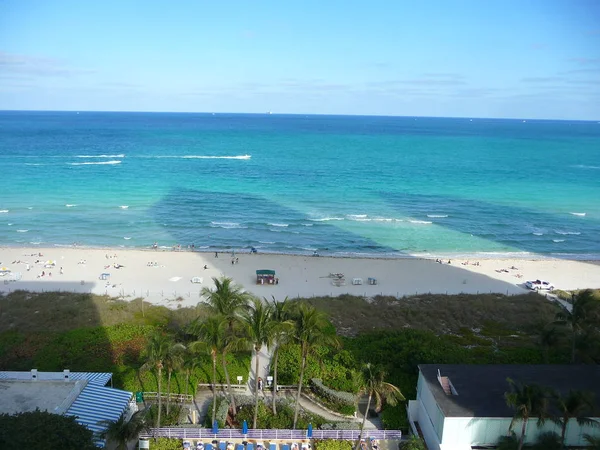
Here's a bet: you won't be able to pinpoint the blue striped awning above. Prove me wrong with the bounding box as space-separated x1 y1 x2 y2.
66 384 132 447
0 371 112 386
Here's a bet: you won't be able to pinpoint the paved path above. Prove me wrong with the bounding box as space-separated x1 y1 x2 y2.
249 344 272 392
545 293 573 312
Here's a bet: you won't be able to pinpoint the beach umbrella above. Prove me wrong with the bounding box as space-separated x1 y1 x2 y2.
212 419 219 437
242 420 248 436
307 423 313 438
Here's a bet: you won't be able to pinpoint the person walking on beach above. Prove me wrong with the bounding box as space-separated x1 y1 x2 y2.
215 252 218 258
60 267 63 275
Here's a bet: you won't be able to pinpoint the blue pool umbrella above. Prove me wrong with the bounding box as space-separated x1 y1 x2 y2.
212 419 219 436
242 420 248 435
307 423 313 438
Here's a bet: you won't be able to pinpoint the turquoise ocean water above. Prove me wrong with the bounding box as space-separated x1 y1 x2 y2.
1 111 599 259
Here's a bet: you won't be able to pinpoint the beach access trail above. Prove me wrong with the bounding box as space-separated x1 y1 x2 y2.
1 247 599 308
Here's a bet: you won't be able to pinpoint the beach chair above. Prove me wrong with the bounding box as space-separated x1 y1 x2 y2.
219 442 227 450
205 444 214 450
269 443 277 450
280 444 290 450
236 444 245 450
246 443 255 450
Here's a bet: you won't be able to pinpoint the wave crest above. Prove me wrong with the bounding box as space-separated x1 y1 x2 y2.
68 160 122 166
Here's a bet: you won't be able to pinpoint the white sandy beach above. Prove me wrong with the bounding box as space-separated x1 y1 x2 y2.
1 247 599 308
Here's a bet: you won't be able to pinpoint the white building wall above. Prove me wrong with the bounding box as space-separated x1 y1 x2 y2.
439 416 600 449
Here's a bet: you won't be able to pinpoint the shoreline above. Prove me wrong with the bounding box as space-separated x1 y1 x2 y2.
1 247 600 308
2 244 600 262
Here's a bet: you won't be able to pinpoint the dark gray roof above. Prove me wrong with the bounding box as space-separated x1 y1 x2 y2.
419 364 600 418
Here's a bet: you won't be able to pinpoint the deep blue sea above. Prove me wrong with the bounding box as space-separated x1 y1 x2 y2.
1 111 599 259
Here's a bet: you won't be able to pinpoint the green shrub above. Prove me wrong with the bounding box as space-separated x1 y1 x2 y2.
381 404 408 432
146 404 183 427
310 379 356 416
313 440 353 450
149 438 183 450
400 435 426 450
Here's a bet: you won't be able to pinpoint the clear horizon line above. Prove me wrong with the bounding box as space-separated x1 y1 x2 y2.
1 108 599 123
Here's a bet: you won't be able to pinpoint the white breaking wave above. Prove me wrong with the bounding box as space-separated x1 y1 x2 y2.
0 210 8 213
570 212 586 216
410 220 433 224
123 237 132 240
25 163 45 166
268 223 289 227
65 204 77 208
16 229 28 233
27 207 33 210
182 154 251 160
532 232 544 236
571 164 600 170
119 205 129 209
210 221 247 229
553 239 565 243
76 154 125 158
259 241 276 244
347 214 367 219
68 160 122 166
308 217 345 222
427 214 448 218
555 230 581 235
142 154 251 160
302 223 313 226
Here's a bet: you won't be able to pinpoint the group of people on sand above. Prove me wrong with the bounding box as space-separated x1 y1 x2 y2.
435 259 452 264
461 261 480 266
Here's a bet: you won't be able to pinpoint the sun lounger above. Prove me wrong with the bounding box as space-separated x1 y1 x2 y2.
280 444 290 450
246 443 255 450
205 444 213 450
236 445 245 450
219 442 227 450
269 444 277 450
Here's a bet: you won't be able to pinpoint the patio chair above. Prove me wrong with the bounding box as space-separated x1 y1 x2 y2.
246 443 255 450
269 443 277 450
219 442 227 450
280 444 290 450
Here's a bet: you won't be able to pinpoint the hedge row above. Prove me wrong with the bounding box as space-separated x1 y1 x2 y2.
310 379 356 416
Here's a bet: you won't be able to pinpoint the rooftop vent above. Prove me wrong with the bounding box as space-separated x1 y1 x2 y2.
437 369 458 396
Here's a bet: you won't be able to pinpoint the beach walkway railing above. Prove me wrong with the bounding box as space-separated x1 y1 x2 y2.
140 428 402 441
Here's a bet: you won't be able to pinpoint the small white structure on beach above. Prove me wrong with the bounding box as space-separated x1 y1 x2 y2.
407 364 600 450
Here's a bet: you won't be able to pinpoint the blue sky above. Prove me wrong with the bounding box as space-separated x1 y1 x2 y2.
1 0 599 119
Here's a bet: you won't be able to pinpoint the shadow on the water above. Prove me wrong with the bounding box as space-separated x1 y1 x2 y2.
150 188 400 254
380 191 600 261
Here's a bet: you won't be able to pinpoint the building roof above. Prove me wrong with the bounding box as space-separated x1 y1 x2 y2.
0 379 86 415
0 371 112 386
66 383 133 447
419 364 600 418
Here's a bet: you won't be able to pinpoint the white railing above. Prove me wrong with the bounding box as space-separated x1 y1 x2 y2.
140 428 402 441
142 392 193 403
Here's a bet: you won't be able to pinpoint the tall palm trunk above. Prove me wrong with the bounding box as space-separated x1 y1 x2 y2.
157 365 163 428
293 344 307 429
560 416 568 447
272 346 279 414
518 417 528 450
253 344 261 428
355 392 372 450
211 353 217 423
166 369 172 415
185 370 190 399
222 350 237 416
571 330 576 363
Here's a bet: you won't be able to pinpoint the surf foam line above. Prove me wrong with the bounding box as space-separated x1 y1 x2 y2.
138 155 251 160
68 160 122 166
76 154 125 158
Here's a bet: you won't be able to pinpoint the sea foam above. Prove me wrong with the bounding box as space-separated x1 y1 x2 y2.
570 212 586 216
76 154 125 158
427 214 448 218
68 160 122 166
0 210 8 213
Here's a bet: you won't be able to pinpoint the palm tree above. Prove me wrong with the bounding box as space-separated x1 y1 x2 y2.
240 298 276 428
164 342 186 415
140 331 172 428
504 378 551 450
585 434 600 450
354 363 404 450
99 410 148 450
202 276 251 415
554 289 600 363
189 315 227 424
181 348 199 400
290 303 340 429
552 389 598 447
539 325 564 363
268 297 294 414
